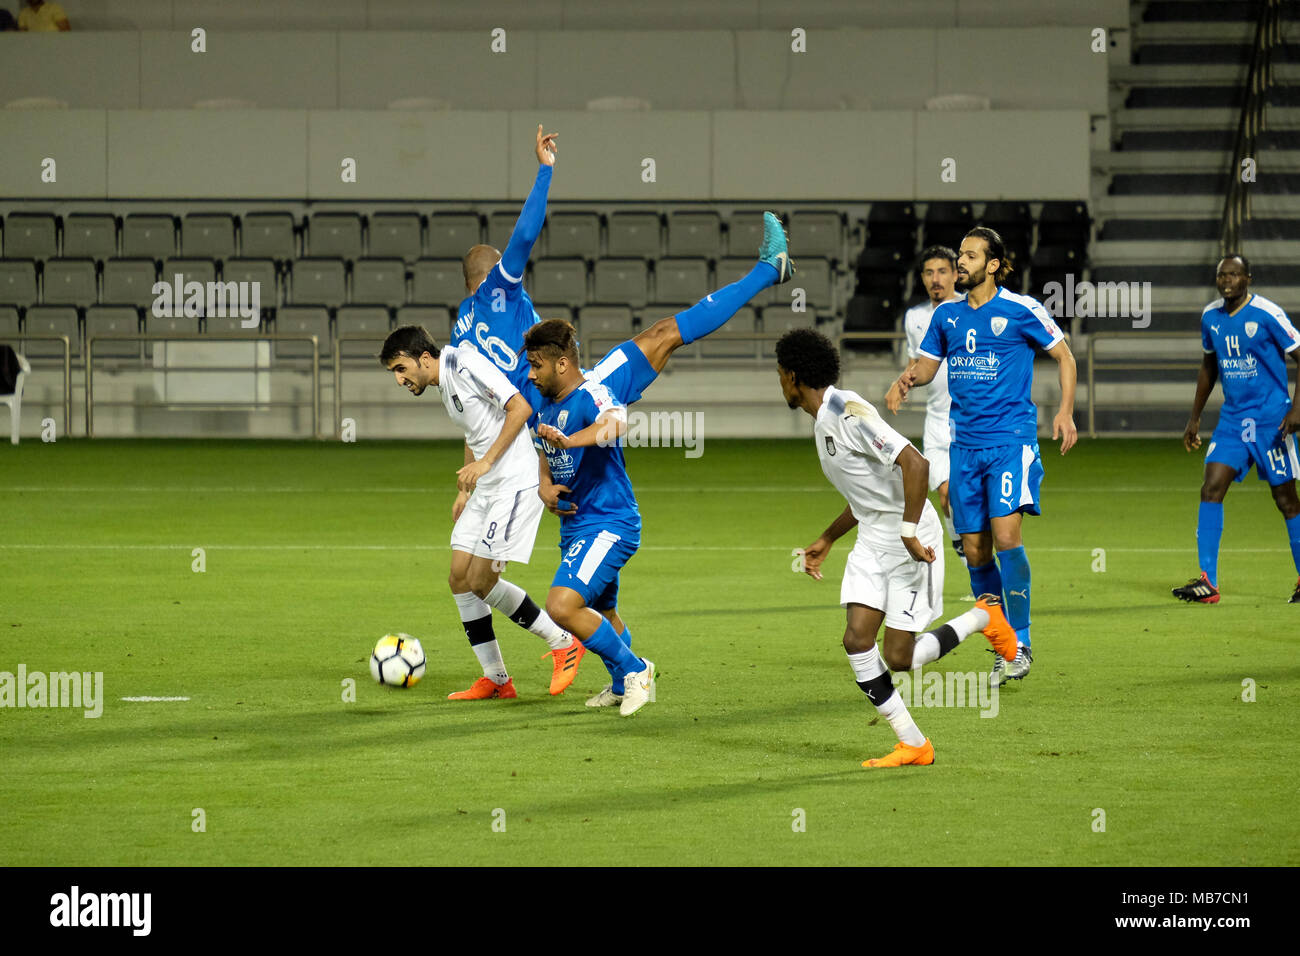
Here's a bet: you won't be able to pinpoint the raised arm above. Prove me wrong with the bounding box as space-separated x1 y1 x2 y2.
499 125 558 280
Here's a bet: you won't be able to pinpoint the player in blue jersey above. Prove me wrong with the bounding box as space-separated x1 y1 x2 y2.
524 318 657 716
885 226 1078 686
1174 254 1300 605
449 126 794 420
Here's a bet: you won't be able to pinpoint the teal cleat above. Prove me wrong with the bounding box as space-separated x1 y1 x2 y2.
758 210 796 284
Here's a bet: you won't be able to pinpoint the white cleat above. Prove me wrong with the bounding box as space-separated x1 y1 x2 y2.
619 659 657 717
585 685 624 708
1003 645 1033 682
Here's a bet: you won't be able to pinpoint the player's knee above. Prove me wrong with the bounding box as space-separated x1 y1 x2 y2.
882 644 913 672
1200 482 1227 503
544 593 576 629
842 628 872 655
993 530 1021 553
447 569 469 593
1272 489 1300 519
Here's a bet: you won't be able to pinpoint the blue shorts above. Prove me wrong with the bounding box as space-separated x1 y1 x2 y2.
553 527 640 611
587 341 658 406
949 443 1044 534
1207 418 1300 486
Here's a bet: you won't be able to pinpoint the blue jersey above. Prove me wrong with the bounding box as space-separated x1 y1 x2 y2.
918 286 1065 447
450 263 540 398
537 379 641 543
1201 294 1300 418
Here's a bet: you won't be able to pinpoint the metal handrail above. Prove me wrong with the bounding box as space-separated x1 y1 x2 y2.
85 333 320 439
1086 331 1205 438
0 334 72 435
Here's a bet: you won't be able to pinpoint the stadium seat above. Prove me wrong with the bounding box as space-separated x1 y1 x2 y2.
607 213 662 258
533 304 574 327
667 211 721 257
727 211 769 257
0 260 39 307
699 306 757 359
922 201 975 248
411 258 468 308
855 247 909 299
865 202 917 251
980 201 1032 252
793 258 833 310
395 305 452 343
0 305 18 341
426 213 482 258
545 213 601 260
102 259 159 309
162 258 218 292
654 257 709 303
789 211 844 261
222 259 278 310
42 259 97 307
487 211 518 254
336 305 393 359
1037 202 1091 250
760 306 815 359
289 258 347 308
3 213 57 259
577 306 634 352
274 305 331 359
715 256 775 307
352 258 407 308
368 212 423 261
205 313 262 335
308 213 362 259
531 258 589 308
122 215 177 259
64 214 117 259
182 214 236 259
843 294 899 353
85 305 142 359
241 212 297 260
593 258 649 307
22 305 80 358
142 312 199 358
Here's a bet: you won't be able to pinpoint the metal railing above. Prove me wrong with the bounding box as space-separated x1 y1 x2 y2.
1086 331 1203 438
0 334 73 433
85 333 320 438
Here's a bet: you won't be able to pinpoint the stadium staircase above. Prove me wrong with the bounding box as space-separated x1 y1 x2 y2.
1089 0 1299 432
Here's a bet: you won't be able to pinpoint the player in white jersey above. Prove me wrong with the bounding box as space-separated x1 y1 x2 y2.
775 328 1018 768
900 246 968 577
380 325 587 700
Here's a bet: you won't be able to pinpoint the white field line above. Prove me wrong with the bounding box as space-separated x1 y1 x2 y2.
0 485 1217 494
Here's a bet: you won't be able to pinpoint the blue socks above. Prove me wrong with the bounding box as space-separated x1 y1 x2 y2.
1198 501 1224 587
582 618 641 684
1286 513 1300 577
606 627 632 694
673 263 777 345
998 546 1032 648
968 560 1002 606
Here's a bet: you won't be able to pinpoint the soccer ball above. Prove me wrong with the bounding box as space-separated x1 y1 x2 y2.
369 633 427 687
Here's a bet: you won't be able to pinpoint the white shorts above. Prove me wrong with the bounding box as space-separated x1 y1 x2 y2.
922 416 951 491
840 511 945 632
449 483 543 565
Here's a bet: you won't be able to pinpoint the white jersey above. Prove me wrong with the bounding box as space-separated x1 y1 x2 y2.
814 386 939 551
437 342 537 494
903 296 962 423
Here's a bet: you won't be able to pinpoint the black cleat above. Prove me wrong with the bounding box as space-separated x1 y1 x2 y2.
1172 572 1220 604
1289 577 1300 604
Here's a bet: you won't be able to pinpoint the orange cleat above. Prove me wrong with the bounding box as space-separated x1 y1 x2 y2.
447 677 517 700
542 638 586 696
863 738 935 768
975 593 1018 661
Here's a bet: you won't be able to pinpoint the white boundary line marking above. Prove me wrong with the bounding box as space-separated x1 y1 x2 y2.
0 544 1287 554
0 485 1225 494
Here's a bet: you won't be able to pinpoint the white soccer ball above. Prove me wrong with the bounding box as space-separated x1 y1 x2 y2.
369 633 427 688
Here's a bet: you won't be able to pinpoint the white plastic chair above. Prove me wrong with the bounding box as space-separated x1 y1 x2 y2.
1 350 31 444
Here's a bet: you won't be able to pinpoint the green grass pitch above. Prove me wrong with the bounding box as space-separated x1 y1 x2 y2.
1 437 1296 866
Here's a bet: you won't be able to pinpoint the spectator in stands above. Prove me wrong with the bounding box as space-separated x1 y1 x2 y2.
18 0 70 30
0 10 19 30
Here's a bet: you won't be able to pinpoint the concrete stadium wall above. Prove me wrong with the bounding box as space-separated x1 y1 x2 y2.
0 108 1091 200
0 27 1110 112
